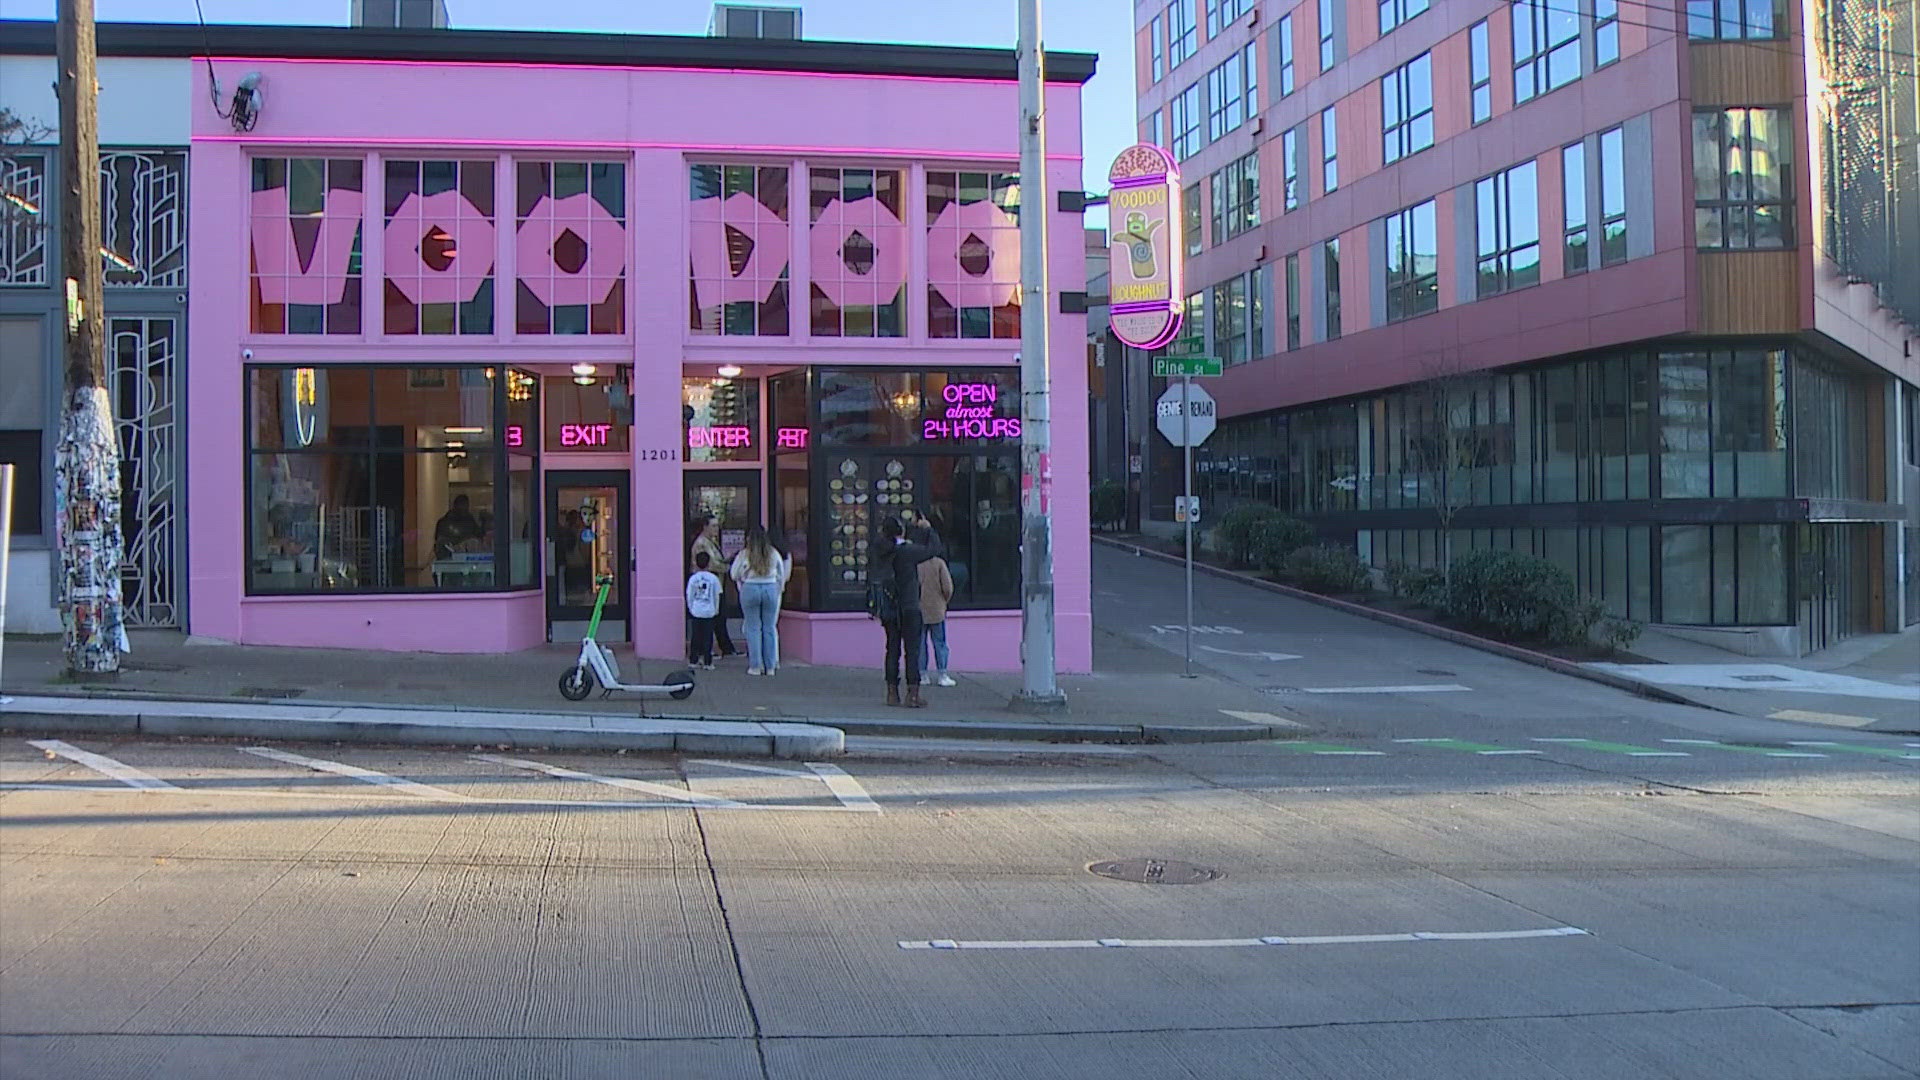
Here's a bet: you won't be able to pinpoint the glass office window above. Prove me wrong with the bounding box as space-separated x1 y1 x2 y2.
1475 161 1541 297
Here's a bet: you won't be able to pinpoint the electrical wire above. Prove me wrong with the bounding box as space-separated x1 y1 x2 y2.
192 0 231 118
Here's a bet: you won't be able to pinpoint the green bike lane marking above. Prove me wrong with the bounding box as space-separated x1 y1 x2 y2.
1787 742 1920 761
1393 738 1540 755
1661 739 1827 758
1531 738 1690 757
1270 741 1386 755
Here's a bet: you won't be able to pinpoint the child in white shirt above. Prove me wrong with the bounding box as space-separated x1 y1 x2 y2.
686 552 722 669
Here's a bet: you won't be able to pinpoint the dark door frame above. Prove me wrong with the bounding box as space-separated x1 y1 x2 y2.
547 469 631 640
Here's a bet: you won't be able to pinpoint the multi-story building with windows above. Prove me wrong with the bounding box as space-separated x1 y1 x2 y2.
1129 0 1918 654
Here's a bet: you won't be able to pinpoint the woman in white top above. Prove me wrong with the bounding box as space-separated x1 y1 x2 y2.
729 524 791 676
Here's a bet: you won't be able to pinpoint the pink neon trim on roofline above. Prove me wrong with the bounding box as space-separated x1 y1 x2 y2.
190 132 1083 162
192 54 1076 88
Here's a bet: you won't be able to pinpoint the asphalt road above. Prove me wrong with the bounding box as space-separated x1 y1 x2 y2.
2 548 1916 1079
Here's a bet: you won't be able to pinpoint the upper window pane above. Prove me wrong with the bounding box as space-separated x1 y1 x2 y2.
250 158 364 334
927 171 1021 339
517 160 626 335
688 163 787 337
809 167 907 338
383 159 495 336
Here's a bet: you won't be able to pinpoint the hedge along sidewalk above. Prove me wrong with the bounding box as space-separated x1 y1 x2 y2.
1092 535 1711 711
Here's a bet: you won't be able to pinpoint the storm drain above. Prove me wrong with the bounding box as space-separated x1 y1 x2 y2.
1417 668 1457 677
1088 858 1224 885
234 687 306 700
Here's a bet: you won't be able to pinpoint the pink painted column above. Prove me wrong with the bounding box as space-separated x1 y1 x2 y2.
629 149 690 662
185 139 247 643
1045 156 1093 673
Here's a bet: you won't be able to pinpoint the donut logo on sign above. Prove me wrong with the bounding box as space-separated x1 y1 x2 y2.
1106 144 1184 351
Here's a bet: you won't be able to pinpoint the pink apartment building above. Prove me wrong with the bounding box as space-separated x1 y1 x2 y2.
147 19 1098 669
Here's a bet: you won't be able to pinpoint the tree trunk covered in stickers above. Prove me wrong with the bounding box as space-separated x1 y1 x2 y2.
55 0 125 676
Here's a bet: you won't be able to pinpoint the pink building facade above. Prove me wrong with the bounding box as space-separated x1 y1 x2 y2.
183 26 1096 671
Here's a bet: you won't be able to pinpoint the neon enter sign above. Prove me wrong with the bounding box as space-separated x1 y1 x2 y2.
687 425 752 449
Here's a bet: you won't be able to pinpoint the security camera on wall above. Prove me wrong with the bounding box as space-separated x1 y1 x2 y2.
229 73 263 132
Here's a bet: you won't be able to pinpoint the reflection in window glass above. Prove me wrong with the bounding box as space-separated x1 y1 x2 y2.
688 163 789 336
383 159 494 336
1475 161 1541 297
247 365 520 594
809 167 907 337
1599 127 1628 266
1564 143 1589 274
1693 107 1793 249
684 376 761 463
926 171 1021 339
1382 54 1434 164
249 157 364 334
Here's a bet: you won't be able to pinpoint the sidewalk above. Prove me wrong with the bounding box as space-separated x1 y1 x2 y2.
1587 625 1920 734
0 627 1304 745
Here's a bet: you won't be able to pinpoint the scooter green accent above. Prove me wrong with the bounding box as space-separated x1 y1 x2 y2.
559 576 697 702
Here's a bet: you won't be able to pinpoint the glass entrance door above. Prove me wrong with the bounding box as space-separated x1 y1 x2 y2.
548 471 629 642
685 471 762 571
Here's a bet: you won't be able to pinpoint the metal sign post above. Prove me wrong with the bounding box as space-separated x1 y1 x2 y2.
1182 374 1193 678
1156 380 1215 679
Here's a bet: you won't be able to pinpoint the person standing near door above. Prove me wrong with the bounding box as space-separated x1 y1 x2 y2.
871 516 932 708
685 551 721 670
691 517 740 659
912 522 956 687
730 524 790 676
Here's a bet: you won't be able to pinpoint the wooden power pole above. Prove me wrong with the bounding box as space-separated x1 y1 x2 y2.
55 0 125 675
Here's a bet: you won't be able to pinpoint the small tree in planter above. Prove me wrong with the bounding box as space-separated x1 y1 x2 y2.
1089 481 1126 532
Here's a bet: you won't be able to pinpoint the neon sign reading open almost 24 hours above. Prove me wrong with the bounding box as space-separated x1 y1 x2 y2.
922 381 1021 441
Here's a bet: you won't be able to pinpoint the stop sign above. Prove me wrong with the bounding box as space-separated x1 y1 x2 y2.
1156 383 1216 446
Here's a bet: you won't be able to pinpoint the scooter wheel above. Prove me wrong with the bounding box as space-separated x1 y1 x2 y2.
665 668 697 700
558 667 594 701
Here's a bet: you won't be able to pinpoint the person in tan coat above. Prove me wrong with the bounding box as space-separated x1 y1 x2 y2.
911 523 957 687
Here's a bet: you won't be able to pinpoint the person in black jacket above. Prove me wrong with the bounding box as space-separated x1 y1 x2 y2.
872 516 933 708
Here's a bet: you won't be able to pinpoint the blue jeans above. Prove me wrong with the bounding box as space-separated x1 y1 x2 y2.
740 581 782 670
920 620 949 676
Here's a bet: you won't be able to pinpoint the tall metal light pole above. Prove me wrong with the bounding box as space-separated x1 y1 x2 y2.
1013 0 1065 711
55 0 126 676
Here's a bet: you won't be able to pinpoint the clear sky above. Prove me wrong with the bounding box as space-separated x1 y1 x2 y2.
8 0 1132 228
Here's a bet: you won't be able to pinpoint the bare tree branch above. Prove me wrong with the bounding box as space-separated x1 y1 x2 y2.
1399 349 1492 587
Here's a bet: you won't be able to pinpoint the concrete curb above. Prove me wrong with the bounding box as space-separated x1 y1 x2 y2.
0 690 1287 748
0 695 845 759
1094 535 1710 711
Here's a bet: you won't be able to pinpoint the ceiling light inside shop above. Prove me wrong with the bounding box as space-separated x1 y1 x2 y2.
717 364 743 378
445 427 484 434
571 362 597 376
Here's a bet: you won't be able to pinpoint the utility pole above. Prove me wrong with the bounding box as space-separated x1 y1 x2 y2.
55 0 126 676
1013 0 1065 711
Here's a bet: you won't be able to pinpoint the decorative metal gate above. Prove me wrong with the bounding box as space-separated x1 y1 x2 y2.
108 317 181 626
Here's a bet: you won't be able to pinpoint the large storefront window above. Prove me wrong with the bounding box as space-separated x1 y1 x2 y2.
515 161 626 335
926 172 1021 339
383 159 495 335
689 164 791 336
249 158 364 334
1793 352 1876 500
1661 523 1790 625
1660 349 1787 498
246 365 538 593
772 368 1022 612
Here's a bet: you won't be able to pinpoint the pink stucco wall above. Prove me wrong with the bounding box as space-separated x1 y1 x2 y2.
187 55 1093 672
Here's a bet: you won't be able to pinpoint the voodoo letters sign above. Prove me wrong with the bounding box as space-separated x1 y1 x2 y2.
1107 143 1184 351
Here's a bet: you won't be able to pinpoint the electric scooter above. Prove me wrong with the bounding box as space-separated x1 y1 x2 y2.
559 576 697 702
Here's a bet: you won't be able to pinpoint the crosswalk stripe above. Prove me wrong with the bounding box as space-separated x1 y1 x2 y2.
805 762 881 812
1269 741 1386 755
1787 742 1920 761
242 746 478 800
29 739 177 789
474 754 747 806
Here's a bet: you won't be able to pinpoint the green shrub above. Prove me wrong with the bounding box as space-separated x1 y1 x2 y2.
1090 481 1126 530
1248 515 1317 572
1277 544 1372 594
1213 503 1293 567
1600 616 1644 653
1438 550 1602 644
1383 561 1444 605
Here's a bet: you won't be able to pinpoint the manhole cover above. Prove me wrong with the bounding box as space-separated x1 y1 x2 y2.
1417 668 1457 677
1732 674 1790 683
1088 858 1224 885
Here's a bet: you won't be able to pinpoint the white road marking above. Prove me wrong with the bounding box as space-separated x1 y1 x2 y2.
1476 750 1544 755
0 782 867 812
1770 709 1879 728
900 926 1589 951
1299 684 1472 694
241 746 478 800
805 762 881 813
1219 709 1309 729
686 758 818 779
1200 646 1304 661
1531 738 1689 756
473 754 747 807
845 737 1140 756
28 739 177 789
